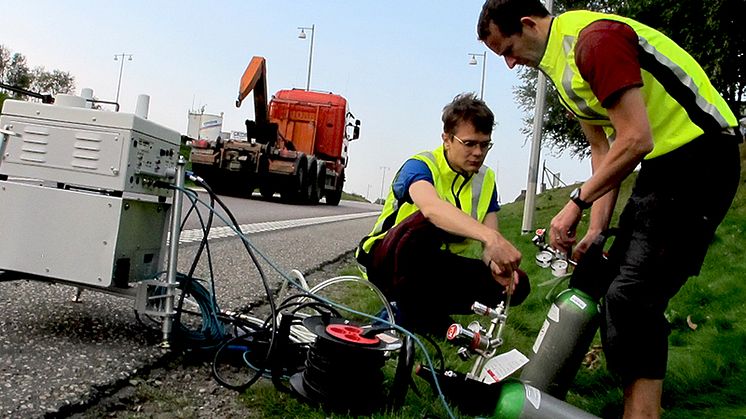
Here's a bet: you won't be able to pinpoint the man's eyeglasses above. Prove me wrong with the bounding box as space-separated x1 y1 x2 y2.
452 134 493 151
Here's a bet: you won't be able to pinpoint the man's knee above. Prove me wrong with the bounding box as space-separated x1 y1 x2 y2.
603 279 670 381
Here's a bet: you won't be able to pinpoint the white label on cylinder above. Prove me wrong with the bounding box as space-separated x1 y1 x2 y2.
525 384 542 410
478 349 529 384
570 294 588 310
548 303 560 322
533 319 550 354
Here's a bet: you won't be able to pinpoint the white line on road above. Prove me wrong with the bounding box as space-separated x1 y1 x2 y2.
178 211 379 244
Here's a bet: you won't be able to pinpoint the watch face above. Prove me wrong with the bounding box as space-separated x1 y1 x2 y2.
570 188 589 209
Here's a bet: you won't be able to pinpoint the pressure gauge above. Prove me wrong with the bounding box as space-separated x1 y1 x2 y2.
535 250 553 268
551 259 569 277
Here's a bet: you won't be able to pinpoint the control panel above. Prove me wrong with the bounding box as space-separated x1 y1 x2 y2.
0 97 181 197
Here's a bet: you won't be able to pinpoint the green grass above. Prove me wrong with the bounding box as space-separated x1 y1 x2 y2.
341 191 370 203
243 145 746 418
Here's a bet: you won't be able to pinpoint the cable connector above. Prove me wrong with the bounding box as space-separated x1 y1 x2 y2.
186 171 205 184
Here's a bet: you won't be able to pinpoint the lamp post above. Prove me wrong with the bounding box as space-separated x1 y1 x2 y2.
297 24 315 91
379 166 389 201
113 53 133 104
521 0 553 234
468 52 487 100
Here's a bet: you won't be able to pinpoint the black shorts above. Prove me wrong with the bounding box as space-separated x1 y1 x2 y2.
601 132 741 383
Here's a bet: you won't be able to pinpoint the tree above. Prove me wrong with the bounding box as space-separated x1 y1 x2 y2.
5 53 31 91
618 0 745 116
515 68 590 158
515 0 745 158
30 67 75 95
0 45 10 82
0 45 76 110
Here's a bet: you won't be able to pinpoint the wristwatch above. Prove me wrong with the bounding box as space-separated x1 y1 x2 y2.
569 187 592 210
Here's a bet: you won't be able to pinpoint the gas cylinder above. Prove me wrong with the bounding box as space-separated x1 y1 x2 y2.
520 231 614 399
519 288 600 399
493 379 599 419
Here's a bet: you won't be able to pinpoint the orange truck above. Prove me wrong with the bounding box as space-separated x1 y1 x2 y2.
189 56 360 205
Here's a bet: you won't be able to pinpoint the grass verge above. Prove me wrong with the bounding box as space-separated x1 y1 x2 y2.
242 145 746 418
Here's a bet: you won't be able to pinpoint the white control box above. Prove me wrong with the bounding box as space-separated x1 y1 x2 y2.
0 94 175 288
0 99 181 196
0 181 169 287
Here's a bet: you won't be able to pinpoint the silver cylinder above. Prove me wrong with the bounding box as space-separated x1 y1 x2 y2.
80 88 94 109
135 94 150 119
54 94 86 108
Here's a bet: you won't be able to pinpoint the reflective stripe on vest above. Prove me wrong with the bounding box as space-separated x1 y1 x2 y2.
356 146 495 260
539 11 737 159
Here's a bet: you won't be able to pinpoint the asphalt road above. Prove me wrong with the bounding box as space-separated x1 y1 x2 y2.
0 195 380 418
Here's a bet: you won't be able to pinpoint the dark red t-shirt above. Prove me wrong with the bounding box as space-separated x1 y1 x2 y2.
575 20 644 108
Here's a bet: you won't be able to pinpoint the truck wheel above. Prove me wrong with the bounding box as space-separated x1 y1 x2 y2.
300 166 313 204
282 162 308 203
313 164 325 203
325 170 344 206
308 159 322 204
260 186 274 199
245 181 256 199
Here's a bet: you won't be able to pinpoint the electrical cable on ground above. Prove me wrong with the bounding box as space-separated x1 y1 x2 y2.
166 176 456 419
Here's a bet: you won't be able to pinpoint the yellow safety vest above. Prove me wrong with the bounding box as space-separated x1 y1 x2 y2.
357 145 496 262
539 11 738 159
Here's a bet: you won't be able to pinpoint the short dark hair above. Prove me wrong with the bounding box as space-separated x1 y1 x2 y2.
477 0 550 40
442 92 495 135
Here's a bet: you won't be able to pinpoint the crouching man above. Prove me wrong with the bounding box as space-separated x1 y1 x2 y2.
356 93 530 335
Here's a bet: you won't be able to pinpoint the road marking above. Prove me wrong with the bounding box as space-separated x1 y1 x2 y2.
178 211 379 244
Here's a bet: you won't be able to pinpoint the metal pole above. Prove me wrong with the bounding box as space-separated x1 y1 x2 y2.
521 0 553 234
468 52 488 100
480 52 487 100
115 57 124 104
541 160 546 192
306 24 315 91
521 72 547 234
114 53 132 105
161 155 186 346
379 166 389 200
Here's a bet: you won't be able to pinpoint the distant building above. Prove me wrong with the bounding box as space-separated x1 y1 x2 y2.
187 111 224 142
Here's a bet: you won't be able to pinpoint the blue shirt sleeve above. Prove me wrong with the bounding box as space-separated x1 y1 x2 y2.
392 159 433 203
488 185 500 213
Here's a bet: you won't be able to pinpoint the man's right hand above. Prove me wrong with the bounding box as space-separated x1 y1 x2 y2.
572 229 602 261
482 233 522 277
490 267 520 294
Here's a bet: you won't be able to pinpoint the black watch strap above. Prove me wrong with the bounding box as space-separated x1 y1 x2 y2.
570 187 592 210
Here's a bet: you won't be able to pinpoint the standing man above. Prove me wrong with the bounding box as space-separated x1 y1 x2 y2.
356 93 529 335
477 1 741 418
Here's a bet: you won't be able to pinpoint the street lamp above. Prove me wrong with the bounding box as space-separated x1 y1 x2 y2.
379 166 390 201
468 52 487 100
297 24 315 91
113 53 133 104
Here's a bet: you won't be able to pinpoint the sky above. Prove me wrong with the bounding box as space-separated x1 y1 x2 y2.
1 0 590 204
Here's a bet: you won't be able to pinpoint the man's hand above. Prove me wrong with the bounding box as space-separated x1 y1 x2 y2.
571 229 602 261
482 232 522 277
550 201 583 255
489 266 520 294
